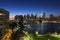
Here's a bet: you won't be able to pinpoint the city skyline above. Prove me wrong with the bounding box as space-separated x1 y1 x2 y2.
0 0 60 17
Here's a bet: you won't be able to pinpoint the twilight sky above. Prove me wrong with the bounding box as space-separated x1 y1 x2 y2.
0 0 60 17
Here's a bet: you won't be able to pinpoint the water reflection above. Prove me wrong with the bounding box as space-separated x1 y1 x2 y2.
25 22 60 34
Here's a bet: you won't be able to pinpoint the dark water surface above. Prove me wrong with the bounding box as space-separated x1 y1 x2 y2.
25 22 60 34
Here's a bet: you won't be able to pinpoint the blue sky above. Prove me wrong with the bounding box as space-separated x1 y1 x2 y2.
0 0 60 17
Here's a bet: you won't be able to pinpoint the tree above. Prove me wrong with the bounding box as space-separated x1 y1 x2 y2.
11 16 25 40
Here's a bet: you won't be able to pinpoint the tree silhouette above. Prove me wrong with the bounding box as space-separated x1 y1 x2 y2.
11 16 25 40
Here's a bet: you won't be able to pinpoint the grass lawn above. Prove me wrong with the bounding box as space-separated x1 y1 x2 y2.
24 34 60 40
50 34 60 40
24 34 49 40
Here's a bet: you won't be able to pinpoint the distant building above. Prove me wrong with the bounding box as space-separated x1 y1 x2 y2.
15 15 23 22
23 15 27 20
0 8 9 38
41 12 45 18
41 12 46 21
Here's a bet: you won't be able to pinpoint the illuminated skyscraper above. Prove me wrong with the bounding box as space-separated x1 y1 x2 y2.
41 12 46 21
